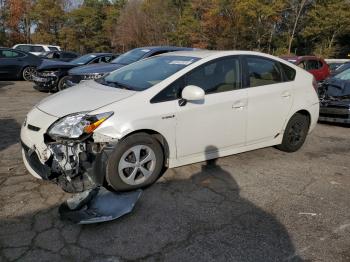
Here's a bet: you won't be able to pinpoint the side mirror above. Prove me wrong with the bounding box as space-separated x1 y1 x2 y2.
181 85 205 101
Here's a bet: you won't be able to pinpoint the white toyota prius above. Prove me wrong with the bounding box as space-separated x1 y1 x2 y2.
21 50 319 192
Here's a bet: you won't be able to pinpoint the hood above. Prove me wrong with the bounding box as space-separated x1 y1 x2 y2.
324 78 350 97
37 59 77 71
36 80 136 117
69 63 124 75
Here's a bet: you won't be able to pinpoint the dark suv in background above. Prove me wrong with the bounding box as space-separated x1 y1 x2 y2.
65 46 196 88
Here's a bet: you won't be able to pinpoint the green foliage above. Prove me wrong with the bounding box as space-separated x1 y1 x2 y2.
303 0 350 57
0 0 349 58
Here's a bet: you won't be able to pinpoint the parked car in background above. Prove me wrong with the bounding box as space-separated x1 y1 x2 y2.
21 50 319 192
13 44 61 56
325 59 350 74
331 61 350 76
33 53 117 92
319 67 350 124
65 46 195 88
281 56 330 82
39 51 79 62
0 47 42 81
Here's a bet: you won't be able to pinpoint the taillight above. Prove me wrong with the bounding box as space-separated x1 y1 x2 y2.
312 77 318 91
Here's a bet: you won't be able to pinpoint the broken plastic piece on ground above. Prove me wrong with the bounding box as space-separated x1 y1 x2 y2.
59 186 142 224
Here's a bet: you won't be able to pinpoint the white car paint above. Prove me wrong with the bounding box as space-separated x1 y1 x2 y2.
13 44 61 56
21 50 319 180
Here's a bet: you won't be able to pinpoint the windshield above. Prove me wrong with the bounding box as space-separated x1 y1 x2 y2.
97 55 199 91
111 48 151 65
334 68 350 80
71 54 97 65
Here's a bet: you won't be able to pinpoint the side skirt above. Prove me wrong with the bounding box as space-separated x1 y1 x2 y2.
168 136 283 168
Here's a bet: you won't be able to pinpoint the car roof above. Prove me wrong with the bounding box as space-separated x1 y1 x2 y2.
158 50 286 60
281 55 323 61
133 46 194 51
85 53 113 56
14 44 59 47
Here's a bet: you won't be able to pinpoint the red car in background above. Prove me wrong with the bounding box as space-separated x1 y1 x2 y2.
281 56 330 82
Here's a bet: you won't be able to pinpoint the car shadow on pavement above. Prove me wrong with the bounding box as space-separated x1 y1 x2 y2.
0 118 21 152
0 81 14 89
0 146 302 261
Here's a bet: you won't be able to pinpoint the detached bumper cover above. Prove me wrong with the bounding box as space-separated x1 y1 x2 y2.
59 187 142 224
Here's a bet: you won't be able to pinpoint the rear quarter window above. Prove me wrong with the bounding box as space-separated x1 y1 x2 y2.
31 46 45 52
280 63 296 81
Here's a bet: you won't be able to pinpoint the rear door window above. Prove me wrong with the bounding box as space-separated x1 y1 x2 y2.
246 56 283 87
280 63 296 81
31 46 45 52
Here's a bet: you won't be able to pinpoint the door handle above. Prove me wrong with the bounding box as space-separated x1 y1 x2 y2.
232 101 246 109
281 91 291 98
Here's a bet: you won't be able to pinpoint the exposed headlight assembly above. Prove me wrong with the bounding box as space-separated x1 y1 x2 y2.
48 111 114 140
83 73 105 80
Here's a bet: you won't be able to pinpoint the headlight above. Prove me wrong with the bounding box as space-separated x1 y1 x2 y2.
83 73 105 80
40 71 59 77
48 111 114 140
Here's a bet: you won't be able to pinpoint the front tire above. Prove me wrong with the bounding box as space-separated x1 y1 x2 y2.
106 133 164 191
277 113 310 152
57 76 70 91
22 66 36 81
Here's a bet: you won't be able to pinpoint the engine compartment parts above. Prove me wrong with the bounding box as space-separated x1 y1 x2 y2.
59 187 142 224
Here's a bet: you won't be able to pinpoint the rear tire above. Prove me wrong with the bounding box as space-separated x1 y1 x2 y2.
106 133 164 191
277 113 310 152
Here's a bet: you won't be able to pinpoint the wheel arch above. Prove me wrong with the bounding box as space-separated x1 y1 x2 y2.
119 129 171 167
293 109 312 128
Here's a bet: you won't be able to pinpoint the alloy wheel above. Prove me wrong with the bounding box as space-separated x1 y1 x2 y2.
23 67 36 81
287 121 305 146
118 145 156 186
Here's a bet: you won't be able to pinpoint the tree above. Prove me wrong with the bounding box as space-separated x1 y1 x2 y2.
4 0 33 45
303 0 350 57
60 0 113 52
283 0 314 54
31 0 66 45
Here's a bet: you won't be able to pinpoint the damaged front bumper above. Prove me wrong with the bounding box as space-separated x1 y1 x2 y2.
32 74 59 91
319 100 350 124
21 108 117 193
